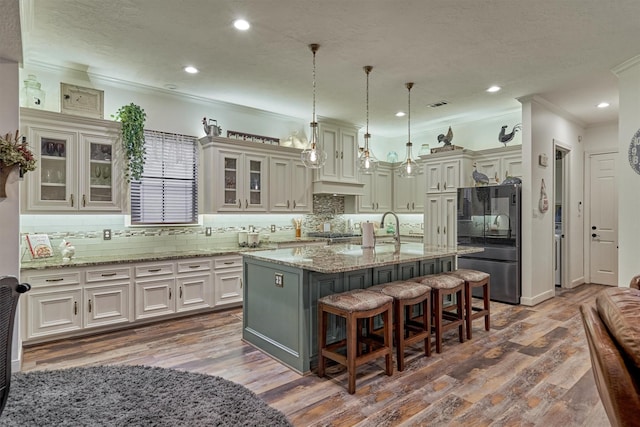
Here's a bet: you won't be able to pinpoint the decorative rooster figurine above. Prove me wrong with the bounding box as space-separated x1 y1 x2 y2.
437 126 453 146
472 162 490 186
498 123 522 146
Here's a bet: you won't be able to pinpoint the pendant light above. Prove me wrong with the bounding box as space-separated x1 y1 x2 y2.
301 44 327 169
398 82 422 178
358 65 378 174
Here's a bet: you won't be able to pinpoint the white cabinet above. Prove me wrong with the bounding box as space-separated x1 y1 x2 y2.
473 146 523 184
213 255 243 307
393 165 427 213
134 259 212 319
84 265 133 328
269 155 312 212
176 258 212 312
425 154 472 194
214 149 268 212
425 193 457 248
21 108 122 212
358 164 393 213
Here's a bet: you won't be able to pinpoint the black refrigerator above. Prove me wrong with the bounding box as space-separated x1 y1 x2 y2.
457 185 521 304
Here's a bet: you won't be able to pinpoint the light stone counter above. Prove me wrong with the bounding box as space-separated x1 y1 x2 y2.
242 242 482 274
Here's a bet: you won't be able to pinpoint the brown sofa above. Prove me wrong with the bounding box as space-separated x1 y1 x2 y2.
580 284 640 427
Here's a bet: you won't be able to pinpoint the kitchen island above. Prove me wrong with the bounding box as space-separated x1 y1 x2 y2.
242 242 481 373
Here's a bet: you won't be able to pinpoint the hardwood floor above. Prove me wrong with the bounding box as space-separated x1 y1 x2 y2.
21 284 611 426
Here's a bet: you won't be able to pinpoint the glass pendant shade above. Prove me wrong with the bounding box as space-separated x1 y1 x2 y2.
301 44 327 169
398 82 422 178
358 66 378 175
301 122 327 168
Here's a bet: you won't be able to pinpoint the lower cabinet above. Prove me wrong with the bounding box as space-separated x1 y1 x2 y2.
213 255 243 307
21 255 238 343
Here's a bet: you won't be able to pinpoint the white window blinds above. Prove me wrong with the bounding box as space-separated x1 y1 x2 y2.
130 130 198 224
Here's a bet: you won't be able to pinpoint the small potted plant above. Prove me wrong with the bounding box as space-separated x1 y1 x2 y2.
0 130 37 197
113 103 146 182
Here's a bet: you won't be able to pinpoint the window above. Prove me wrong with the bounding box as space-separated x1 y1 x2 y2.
130 130 198 224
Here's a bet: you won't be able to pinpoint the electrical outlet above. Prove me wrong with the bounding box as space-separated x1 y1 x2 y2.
103 229 111 240
274 272 284 287
205 227 212 236
270 224 276 233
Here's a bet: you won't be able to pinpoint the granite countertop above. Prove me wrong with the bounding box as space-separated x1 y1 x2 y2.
242 242 482 274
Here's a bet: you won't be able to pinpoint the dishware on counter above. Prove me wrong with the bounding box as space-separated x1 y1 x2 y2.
248 232 260 248
238 230 248 247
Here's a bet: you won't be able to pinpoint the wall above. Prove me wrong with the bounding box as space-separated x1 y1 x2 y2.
613 56 640 287
583 122 617 151
1 61 23 372
519 96 585 306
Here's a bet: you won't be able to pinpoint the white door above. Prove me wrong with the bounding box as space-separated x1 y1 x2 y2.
589 152 618 286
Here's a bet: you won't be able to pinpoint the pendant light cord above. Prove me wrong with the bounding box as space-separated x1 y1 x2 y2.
407 83 412 145
312 46 317 123
365 67 370 136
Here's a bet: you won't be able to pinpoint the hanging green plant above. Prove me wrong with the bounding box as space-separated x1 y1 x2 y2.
113 103 146 182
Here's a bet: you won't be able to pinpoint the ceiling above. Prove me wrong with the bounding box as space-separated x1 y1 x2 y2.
16 0 640 137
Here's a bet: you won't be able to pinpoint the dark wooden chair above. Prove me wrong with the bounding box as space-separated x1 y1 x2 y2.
0 276 31 416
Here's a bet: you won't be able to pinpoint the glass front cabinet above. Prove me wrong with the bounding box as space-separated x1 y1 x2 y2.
216 149 267 212
21 109 122 212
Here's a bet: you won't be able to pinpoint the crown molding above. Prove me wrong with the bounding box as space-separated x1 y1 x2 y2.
611 55 640 76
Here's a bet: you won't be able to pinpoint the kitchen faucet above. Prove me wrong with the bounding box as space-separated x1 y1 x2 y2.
381 211 400 248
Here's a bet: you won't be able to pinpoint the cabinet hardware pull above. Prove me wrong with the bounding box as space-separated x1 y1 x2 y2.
293 200 296 209
335 151 339 159
188 265 200 269
437 226 440 234
88 299 92 313
70 194 74 207
223 261 234 265
444 182 447 190
240 279 243 288
101 272 117 277
376 202 379 210
372 203 375 209
45 278 64 282
407 203 410 210
412 202 415 210
238 199 241 208
82 194 86 207
74 301 77 315
341 151 343 159
437 183 440 191
179 286 182 299
287 200 290 209
245 199 248 208
443 226 447 234
148 268 161 272
169 288 172 299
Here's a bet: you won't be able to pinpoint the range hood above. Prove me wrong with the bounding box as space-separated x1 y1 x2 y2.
312 179 364 196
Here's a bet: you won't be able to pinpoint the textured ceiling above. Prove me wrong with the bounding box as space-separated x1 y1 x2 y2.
19 0 640 137
0 0 22 63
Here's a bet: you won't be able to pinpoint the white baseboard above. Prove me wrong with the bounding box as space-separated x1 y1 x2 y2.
520 289 555 306
11 357 21 373
569 277 585 289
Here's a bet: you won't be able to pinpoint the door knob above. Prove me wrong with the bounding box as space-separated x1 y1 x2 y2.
591 233 598 238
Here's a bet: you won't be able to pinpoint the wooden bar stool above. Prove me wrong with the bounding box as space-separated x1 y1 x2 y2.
448 269 490 340
414 274 465 353
317 289 394 394
368 281 432 371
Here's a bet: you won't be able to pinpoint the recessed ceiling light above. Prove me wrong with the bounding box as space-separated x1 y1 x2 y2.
597 102 610 108
184 66 199 74
486 86 501 93
396 111 406 117
234 19 250 31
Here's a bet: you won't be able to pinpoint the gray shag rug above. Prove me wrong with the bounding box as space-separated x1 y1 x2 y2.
0 365 292 427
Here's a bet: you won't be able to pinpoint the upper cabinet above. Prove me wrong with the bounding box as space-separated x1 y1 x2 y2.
473 145 523 184
357 163 393 213
21 109 123 213
424 151 474 194
269 155 312 212
312 121 364 196
199 137 311 214
214 149 268 212
393 164 427 213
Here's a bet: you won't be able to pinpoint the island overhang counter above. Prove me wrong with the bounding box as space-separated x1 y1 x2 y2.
241 242 482 374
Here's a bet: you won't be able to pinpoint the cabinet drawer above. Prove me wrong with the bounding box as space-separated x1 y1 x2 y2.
86 266 131 283
214 256 243 269
134 262 175 278
177 259 212 274
24 270 81 288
